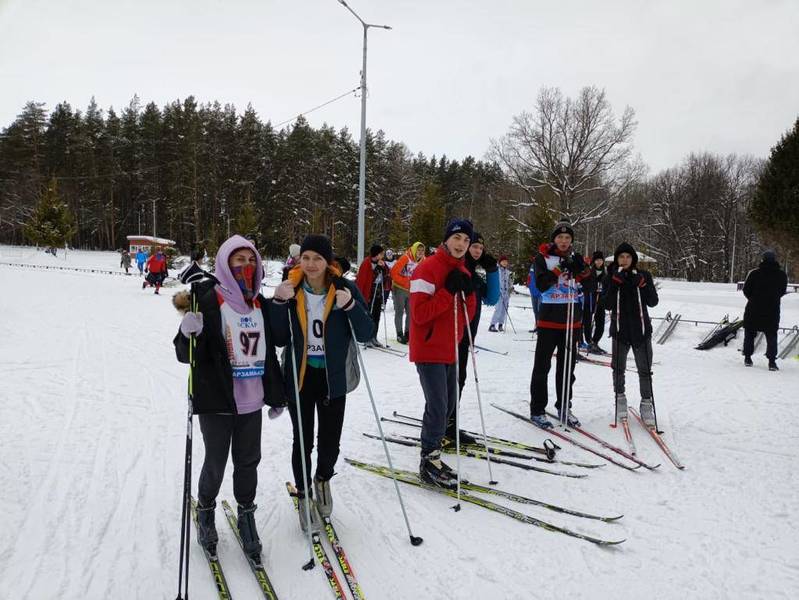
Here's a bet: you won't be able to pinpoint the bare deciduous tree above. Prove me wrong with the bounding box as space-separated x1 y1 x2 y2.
490 86 641 226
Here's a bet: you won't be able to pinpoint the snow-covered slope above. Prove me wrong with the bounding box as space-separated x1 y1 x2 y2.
1 247 797 599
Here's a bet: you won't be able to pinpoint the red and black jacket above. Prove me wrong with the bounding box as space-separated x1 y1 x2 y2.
533 242 592 330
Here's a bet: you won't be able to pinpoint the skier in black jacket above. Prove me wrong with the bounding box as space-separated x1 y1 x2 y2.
604 242 659 426
581 250 608 354
742 250 788 370
173 234 287 560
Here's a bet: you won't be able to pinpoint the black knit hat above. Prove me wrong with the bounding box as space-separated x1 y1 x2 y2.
471 231 485 246
300 234 333 264
443 218 474 243
551 221 574 241
591 250 605 262
613 242 638 267
369 244 384 258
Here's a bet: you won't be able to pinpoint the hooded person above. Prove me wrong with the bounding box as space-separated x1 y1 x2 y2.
603 242 659 425
282 243 302 281
271 234 374 531
581 250 608 353
135 247 148 275
409 219 477 487
355 244 388 347
741 250 788 370
390 241 426 343
528 221 593 429
172 234 287 561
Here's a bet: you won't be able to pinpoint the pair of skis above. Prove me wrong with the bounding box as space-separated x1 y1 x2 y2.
286 482 366 600
189 498 279 599
610 410 685 471
346 459 625 546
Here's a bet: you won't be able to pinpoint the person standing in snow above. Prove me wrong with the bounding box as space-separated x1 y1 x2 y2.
282 243 301 281
448 231 499 443
488 256 512 332
581 250 608 354
120 250 132 274
527 258 542 329
742 250 788 371
136 248 148 275
143 247 168 294
173 234 287 560
390 242 426 344
355 244 388 347
604 242 659 426
382 248 396 303
529 222 592 429
410 219 477 487
271 235 373 531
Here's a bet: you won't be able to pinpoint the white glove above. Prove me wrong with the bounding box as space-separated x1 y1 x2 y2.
335 287 354 310
274 280 295 301
180 312 204 337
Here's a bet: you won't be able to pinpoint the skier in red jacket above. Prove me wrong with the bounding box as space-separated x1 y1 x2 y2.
409 219 477 487
143 248 168 294
355 244 388 348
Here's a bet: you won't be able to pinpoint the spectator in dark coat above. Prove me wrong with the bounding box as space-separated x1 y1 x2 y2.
742 250 788 370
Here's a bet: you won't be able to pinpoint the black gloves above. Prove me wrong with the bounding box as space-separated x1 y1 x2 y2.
479 253 498 273
445 269 473 295
562 254 584 275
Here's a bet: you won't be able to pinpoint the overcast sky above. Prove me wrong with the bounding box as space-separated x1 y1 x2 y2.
1 0 797 172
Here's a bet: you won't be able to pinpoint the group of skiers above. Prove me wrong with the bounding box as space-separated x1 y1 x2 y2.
170 219 790 563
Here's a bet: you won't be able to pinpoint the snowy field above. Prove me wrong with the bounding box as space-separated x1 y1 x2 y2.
1 245 798 600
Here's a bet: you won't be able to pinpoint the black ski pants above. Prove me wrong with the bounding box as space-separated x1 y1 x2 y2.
197 409 262 507
367 283 383 339
743 328 778 360
582 294 605 344
530 327 578 416
287 366 346 496
611 337 654 398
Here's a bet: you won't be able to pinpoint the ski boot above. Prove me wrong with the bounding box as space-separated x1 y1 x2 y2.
579 341 590 351
237 503 263 560
768 360 779 371
444 420 478 446
639 399 656 428
196 501 218 555
498 324 504 332
615 392 628 421
297 492 321 533
589 342 608 355
313 476 333 518
530 413 553 429
566 411 581 428
744 355 753 367
488 324 498 332
419 449 457 488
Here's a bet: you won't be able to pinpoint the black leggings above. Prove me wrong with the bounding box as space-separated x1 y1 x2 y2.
529 328 577 416
287 366 346 495
197 410 262 507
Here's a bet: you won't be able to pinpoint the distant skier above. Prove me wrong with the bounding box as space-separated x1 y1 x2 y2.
382 248 396 303
390 242 426 344
581 250 608 354
742 250 788 371
271 235 373 531
451 231 499 442
355 244 388 347
135 248 148 275
488 256 512 332
173 234 286 560
120 250 132 274
529 222 592 429
604 242 659 426
281 243 301 281
143 248 168 294
410 219 476 487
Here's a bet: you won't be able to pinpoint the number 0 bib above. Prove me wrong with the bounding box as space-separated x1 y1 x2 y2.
220 300 266 378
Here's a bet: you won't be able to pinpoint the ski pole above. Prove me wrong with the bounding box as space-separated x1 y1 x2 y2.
636 283 660 432
503 294 518 335
347 320 423 546
452 294 462 511
461 291 497 485
560 277 574 428
286 302 317 570
175 285 198 600
613 286 621 427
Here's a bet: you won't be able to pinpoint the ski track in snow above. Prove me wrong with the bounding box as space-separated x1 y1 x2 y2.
1 247 798 599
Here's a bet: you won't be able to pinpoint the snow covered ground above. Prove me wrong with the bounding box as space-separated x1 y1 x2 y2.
1 246 798 599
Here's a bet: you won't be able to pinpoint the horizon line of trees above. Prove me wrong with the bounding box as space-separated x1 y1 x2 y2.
1 90 795 282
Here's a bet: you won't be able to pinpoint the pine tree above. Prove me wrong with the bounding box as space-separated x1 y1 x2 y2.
410 182 446 247
750 118 799 254
24 178 76 248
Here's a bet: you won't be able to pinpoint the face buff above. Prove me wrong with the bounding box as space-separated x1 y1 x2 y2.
231 264 256 301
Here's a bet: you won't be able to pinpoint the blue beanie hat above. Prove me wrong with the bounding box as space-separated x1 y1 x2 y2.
443 218 474 243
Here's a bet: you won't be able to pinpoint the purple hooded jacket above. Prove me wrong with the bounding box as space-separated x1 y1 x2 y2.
214 235 266 415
